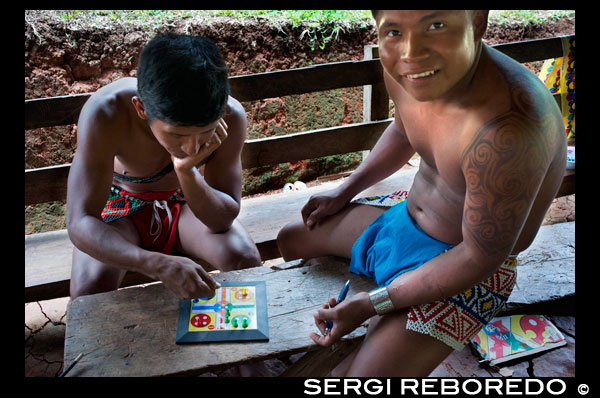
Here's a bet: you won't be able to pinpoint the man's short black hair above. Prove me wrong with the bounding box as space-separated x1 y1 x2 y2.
137 33 230 126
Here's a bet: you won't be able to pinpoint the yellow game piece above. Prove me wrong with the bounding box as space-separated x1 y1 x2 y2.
242 288 247 296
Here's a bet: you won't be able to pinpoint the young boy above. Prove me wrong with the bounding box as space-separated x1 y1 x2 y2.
277 10 567 376
67 33 261 300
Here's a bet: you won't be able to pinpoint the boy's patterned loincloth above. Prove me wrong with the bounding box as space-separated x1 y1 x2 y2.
101 185 186 254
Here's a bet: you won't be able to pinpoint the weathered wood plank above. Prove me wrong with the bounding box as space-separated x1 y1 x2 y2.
280 336 364 377
505 221 575 309
24 93 91 129
63 256 376 376
241 119 390 168
24 60 384 129
25 164 71 205
229 59 383 102
492 36 565 63
556 169 575 197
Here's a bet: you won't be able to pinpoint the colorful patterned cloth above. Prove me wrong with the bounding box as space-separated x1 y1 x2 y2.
538 35 575 140
101 185 186 254
351 189 408 207
406 257 518 351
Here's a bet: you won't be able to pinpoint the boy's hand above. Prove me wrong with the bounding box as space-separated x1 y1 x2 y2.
171 118 228 172
153 255 221 299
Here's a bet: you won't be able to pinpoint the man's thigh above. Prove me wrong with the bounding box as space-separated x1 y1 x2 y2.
291 203 387 259
340 309 454 377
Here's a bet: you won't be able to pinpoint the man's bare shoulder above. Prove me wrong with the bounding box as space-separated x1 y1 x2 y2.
222 96 247 141
224 96 245 122
485 45 561 123
78 78 137 131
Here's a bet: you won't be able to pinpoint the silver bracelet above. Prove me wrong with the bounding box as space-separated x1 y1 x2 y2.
368 286 395 315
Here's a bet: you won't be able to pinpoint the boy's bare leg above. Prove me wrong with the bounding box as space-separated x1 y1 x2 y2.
331 309 454 377
175 204 262 271
277 203 387 261
70 217 141 299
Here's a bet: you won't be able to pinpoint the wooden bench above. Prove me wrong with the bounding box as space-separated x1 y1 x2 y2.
62 217 574 376
25 36 575 303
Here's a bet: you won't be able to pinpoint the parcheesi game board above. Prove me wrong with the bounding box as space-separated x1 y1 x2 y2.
175 281 269 343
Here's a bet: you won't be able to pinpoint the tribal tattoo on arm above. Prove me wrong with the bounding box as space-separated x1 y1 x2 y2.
460 67 556 258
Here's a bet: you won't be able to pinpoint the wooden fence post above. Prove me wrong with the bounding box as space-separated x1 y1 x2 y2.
362 45 389 160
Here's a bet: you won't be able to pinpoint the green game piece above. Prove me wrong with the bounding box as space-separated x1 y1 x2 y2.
232 318 238 328
242 318 248 328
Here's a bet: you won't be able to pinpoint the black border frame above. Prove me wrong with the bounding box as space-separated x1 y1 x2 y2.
175 281 269 343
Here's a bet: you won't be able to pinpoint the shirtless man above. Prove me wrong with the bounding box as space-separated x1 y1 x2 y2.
67 33 261 300
277 10 567 376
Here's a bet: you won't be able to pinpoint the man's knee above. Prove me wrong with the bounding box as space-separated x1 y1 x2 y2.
277 221 306 261
70 249 124 300
70 269 122 300
217 237 262 271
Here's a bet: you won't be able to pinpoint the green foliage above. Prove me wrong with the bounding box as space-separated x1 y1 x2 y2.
488 10 574 26
51 10 574 49
52 10 373 51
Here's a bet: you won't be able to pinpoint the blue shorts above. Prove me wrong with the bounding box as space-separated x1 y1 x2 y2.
349 200 455 287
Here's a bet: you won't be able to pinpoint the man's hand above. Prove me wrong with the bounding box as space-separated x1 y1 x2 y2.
301 188 349 230
309 292 373 347
171 118 228 172
154 255 221 299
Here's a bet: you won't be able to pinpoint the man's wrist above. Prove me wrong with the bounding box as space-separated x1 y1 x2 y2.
368 286 395 315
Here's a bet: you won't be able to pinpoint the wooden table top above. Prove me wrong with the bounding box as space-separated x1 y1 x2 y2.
63 256 376 377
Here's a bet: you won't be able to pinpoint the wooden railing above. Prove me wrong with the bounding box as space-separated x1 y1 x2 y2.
25 36 572 206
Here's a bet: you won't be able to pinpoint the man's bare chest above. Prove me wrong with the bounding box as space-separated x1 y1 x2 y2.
400 108 471 188
114 131 170 173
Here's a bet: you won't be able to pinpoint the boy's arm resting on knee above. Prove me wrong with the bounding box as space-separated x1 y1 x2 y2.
174 100 246 233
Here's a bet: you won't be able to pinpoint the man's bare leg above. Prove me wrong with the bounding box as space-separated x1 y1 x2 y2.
331 309 454 377
175 204 262 271
70 217 141 299
277 203 387 261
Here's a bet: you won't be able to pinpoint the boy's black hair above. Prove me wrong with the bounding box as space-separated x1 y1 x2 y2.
137 33 230 126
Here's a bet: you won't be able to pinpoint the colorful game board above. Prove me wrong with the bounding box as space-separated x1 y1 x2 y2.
175 281 269 343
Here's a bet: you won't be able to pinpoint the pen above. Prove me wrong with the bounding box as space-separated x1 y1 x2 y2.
324 280 350 336
59 352 83 377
